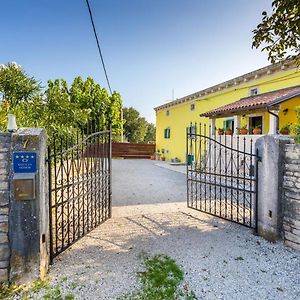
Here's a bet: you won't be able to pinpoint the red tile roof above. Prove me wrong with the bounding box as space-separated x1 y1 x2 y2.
200 85 300 117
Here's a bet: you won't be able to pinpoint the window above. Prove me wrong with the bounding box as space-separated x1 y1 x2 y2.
166 110 170 116
249 87 258 96
190 103 195 111
223 119 234 131
249 116 263 133
164 128 171 139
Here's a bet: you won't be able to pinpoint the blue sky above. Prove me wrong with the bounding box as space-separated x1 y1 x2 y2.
1 0 271 123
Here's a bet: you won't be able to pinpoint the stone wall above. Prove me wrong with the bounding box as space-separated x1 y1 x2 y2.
0 132 11 282
283 143 300 251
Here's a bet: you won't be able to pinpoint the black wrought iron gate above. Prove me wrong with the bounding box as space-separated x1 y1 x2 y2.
47 128 112 262
187 123 259 231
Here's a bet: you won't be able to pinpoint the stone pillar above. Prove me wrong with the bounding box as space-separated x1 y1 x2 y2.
255 135 293 241
234 115 241 135
9 128 49 283
269 110 278 135
210 118 216 136
0 133 12 282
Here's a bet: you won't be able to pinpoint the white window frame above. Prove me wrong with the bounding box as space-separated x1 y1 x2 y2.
190 103 195 111
247 113 264 134
166 110 170 116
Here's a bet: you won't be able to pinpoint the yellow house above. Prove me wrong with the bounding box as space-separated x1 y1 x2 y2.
154 60 300 162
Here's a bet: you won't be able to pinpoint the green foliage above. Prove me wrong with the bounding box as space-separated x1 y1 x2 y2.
0 278 75 300
0 62 41 107
144 123 156 143
293 107 300 142
252 0 300 64
123 107 148 143
120 253 197 300
0 63 123 145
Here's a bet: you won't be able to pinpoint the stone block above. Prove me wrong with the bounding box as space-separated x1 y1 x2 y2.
0 244 10 260
0 153 7 160
285 164 300 172
0 215 8 223
0 260 9 268
291 227 300 237
0 168 8 176
0 268 8 282
0 192 9 206
0 207 9 215
0 233 8 244
285 231 300 244
285 151 300 160
0 223 8 233
0 161 8 169
284 217 300 227
285 171 294 176
285 240 300 251
0 181 8 190
284 180 295 188
285 191 300 200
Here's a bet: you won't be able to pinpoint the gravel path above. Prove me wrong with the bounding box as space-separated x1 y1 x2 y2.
43 160 300 300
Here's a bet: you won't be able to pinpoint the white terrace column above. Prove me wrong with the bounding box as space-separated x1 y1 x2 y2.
210 118 216 136
269 110 279 135
234 115 241 135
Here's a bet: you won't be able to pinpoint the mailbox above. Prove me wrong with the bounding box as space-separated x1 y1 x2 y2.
13 173 36 201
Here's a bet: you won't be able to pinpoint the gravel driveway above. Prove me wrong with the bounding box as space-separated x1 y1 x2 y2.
44 159 300 300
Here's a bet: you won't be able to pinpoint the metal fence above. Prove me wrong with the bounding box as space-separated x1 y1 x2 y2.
47 127 112 261
187 123 259 230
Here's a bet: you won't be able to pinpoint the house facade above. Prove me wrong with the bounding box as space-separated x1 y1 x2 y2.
154 60 300 162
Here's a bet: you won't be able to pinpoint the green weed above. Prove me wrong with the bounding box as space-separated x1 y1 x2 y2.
119 253 197 300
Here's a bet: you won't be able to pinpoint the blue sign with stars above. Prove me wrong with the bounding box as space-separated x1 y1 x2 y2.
13 152 37 173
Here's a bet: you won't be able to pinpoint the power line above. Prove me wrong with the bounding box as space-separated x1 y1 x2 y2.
85 0 112 95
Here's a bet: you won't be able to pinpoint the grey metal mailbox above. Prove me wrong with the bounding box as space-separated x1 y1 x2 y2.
13 173 36 201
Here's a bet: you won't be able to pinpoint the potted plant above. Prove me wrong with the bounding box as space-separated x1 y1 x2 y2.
161 156 166 161
238 126 248 135
225 127 233 135
155 149 161 160
252 125 262 135
150 149 156 160
280 123 291 135
217 128 224 135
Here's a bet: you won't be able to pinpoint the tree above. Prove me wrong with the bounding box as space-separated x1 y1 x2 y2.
0 63 123 144
252 0 300 64
70 76 123 136
0 62 41 108
123 107 148 143
144 123 156 143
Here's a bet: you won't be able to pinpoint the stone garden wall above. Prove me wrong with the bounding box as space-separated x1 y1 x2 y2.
282 143 300 251
0 133 11 282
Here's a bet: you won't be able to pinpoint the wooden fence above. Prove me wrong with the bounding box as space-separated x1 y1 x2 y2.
112 142 155 159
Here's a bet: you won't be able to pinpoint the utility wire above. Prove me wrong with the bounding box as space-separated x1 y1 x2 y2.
85 0 112 95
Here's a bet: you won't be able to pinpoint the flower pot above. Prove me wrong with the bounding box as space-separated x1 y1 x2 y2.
218 129 224 135
150 155 155 160
239 129 248 135
280 129 290 135
161 157 166 161
225 129 233 135
252 128 262 135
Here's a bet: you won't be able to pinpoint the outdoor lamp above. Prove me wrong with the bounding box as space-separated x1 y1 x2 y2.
7 114 17 132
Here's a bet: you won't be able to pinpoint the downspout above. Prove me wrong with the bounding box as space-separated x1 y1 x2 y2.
267 107 279 134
